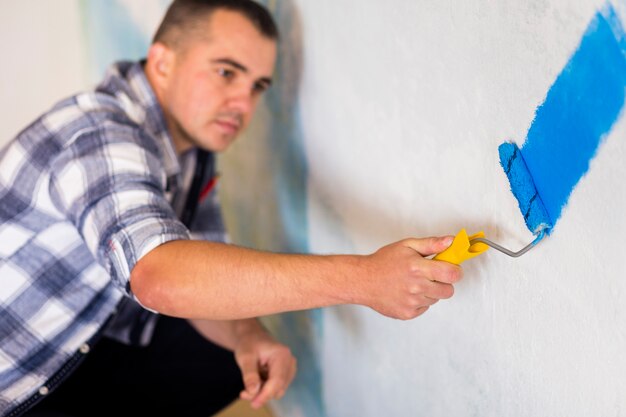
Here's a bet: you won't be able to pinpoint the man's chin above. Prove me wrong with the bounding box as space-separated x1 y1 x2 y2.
200 134 237 152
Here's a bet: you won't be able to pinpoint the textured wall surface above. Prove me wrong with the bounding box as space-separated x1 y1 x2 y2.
294 1 626 416
2 1 626 416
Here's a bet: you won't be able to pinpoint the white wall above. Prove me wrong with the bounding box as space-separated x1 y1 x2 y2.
0 1 87 145
294 0 626 416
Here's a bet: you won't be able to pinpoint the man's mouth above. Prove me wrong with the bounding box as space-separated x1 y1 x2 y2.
214 117 242 135
215 120 241 134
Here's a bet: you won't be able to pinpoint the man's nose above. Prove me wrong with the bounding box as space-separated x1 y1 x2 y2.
227 86 255 116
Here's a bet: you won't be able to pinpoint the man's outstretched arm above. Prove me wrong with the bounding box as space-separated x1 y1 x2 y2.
130 236 462 321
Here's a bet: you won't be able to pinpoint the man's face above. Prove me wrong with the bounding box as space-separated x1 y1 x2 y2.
157 9 277 154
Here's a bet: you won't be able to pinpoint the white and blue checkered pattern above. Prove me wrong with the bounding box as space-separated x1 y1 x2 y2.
0 61 226 416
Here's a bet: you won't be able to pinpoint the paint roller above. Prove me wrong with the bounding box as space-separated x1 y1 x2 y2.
433 142 549 266
433 5 626 266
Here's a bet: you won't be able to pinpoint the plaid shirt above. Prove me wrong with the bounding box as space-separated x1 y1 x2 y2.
0 61 226 416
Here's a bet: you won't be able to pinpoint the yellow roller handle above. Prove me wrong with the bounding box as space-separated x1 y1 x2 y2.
433 229 489 265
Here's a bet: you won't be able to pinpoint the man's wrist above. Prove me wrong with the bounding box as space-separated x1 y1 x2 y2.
232 318 267 339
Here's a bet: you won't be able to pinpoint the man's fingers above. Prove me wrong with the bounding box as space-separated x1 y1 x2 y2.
250 379 278 408
403 258 462 286
250 366 292 409
425 280 455 300
250 357 295 409
402 236 454 257
414 305 430 318
422 296 440 306
237 355 262 399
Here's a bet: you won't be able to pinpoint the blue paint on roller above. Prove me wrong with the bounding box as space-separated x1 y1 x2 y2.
499 142 552 234
500 5 626 235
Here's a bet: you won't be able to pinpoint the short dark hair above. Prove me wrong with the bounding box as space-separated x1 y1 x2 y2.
153 0 279 49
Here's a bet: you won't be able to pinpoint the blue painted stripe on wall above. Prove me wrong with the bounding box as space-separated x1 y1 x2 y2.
501 5 626 234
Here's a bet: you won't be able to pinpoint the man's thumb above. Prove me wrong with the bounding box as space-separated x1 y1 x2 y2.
403 235 454 257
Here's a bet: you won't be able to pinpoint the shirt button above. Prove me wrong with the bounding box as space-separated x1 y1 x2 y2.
38 386 49 396
79 343 90 354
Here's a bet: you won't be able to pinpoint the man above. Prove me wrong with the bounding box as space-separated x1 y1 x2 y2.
0 0 463 416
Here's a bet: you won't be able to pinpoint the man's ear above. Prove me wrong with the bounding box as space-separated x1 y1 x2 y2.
146 42 175 89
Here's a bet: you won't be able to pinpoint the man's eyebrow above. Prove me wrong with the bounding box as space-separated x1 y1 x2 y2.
212 58 248 72
212 58 272 87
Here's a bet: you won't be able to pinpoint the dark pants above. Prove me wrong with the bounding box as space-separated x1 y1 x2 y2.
25 316 244 417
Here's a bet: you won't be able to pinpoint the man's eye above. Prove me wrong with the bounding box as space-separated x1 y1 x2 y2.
217 68 235 79
252 82 268 94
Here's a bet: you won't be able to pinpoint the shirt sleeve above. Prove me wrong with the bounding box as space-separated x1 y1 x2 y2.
48 123 189 296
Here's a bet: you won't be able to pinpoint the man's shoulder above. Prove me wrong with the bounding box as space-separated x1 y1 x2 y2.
43 91 130 128
1 91 160 179
2 60 167 171
49 86 152 136
42 60 153 137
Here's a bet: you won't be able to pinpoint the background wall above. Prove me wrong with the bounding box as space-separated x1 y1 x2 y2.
2 1 626 416
0 1 87 142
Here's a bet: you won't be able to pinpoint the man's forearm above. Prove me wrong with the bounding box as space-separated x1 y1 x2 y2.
130 240 362 320
188 317 264 350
